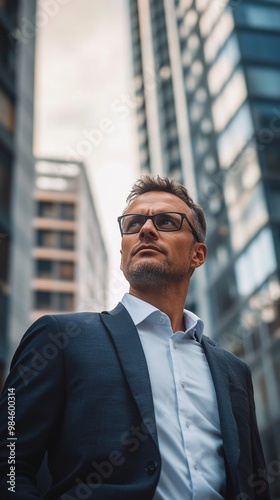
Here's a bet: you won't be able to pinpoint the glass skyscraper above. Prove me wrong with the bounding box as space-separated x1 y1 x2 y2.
129 0 280 496
0 0 37 385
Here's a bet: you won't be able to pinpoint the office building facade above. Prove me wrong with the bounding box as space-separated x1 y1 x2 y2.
32 159 108 323
128 0 280 495
0 0 37 383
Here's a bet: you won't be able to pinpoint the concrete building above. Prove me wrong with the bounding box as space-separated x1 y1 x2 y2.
32 159 108 323
0 0 37 384
128 1 280 496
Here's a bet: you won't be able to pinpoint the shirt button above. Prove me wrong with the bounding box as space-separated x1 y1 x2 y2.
172 342 177 349
194 463 198 470
180 380 185 388
145 460 158 475
159 315 164 323
185 420 190 428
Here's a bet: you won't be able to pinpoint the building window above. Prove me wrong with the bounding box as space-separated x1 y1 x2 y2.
37 202 75 220
35 260 75 281
0 25 17 76
204 10 234 63
36 231 75 250
199 0 223 37
217 103 254 168
208 34 240 96
38 202 59 219
246 66 280 100
234 3 280 31
207 239 230 282
262 143 280 175
34 291 74 311
235 227 277 297
183 9 198 30
0 87 14 133
58 293 74 311
35 291 52 310
37 230 57 248
0 160 12 213
60 232 75 250
212 68 247 133
192 131 210 160
36 260 53 278
252 102 280 134
210 268 238 320
60 203 75 220
228 182 268 253
58 262 75 280
190 101 205 123
239 32 280 64
224 145 262 208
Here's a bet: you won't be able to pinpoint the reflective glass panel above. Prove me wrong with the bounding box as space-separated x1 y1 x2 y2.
200 1 222 37
246 66 280 99
212 68 247 132
228 182 268 252
208 35 240 96
235 227 277 297
217 103 254 168
204 10 234 63
234 3 280 30
224 146 261 206
239 32 280 64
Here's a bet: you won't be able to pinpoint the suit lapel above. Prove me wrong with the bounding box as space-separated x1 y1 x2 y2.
202 336 240 480
100 303 158 445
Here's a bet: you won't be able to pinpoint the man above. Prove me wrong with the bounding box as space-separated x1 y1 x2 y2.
0 176 270 499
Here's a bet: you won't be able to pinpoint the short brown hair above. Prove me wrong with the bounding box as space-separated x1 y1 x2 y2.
124 175 207 243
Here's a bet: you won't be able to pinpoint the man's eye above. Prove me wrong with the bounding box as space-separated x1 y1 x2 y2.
126 217 143 231
157 215 177 227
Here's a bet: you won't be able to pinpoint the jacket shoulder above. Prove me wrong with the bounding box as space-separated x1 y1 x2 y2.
202 334 249 369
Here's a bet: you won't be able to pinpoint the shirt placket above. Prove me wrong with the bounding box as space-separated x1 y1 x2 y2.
169 337 199 496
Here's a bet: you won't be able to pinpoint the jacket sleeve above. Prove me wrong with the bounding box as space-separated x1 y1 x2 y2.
0 315 67 499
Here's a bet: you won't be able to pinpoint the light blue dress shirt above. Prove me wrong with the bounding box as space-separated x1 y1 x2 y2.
121 293 226 500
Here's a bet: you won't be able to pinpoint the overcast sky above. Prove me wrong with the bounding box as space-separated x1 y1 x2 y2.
34 0 140 307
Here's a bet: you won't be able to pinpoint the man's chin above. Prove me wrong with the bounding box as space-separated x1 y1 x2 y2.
123 262 170 288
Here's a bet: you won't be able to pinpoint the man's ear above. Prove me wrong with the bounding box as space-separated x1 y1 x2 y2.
120 249 122 271
191 243 207 269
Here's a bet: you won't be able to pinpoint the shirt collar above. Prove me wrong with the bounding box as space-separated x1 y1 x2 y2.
121 293 204 342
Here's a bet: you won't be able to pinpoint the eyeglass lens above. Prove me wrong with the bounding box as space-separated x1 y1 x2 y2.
121 212 183 233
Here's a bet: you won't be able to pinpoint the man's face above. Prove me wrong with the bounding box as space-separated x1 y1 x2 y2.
120 191 206 290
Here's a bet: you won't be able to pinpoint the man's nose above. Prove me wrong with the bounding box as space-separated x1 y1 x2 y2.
139 218 158 238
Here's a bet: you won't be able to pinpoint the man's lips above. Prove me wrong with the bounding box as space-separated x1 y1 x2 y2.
133 245 165 256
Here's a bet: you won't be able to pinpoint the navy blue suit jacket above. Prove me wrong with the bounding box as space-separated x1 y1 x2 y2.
0 304 270 499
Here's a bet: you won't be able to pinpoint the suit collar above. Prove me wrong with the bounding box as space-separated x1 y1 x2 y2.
100 303 158 446
121 293 204 342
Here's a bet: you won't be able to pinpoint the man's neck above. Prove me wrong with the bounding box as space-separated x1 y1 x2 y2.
128 285 188 333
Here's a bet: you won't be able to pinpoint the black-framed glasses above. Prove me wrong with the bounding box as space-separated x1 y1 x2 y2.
117 212 200 241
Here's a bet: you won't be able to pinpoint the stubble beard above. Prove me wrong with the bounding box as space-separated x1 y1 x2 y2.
123 259 189 290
